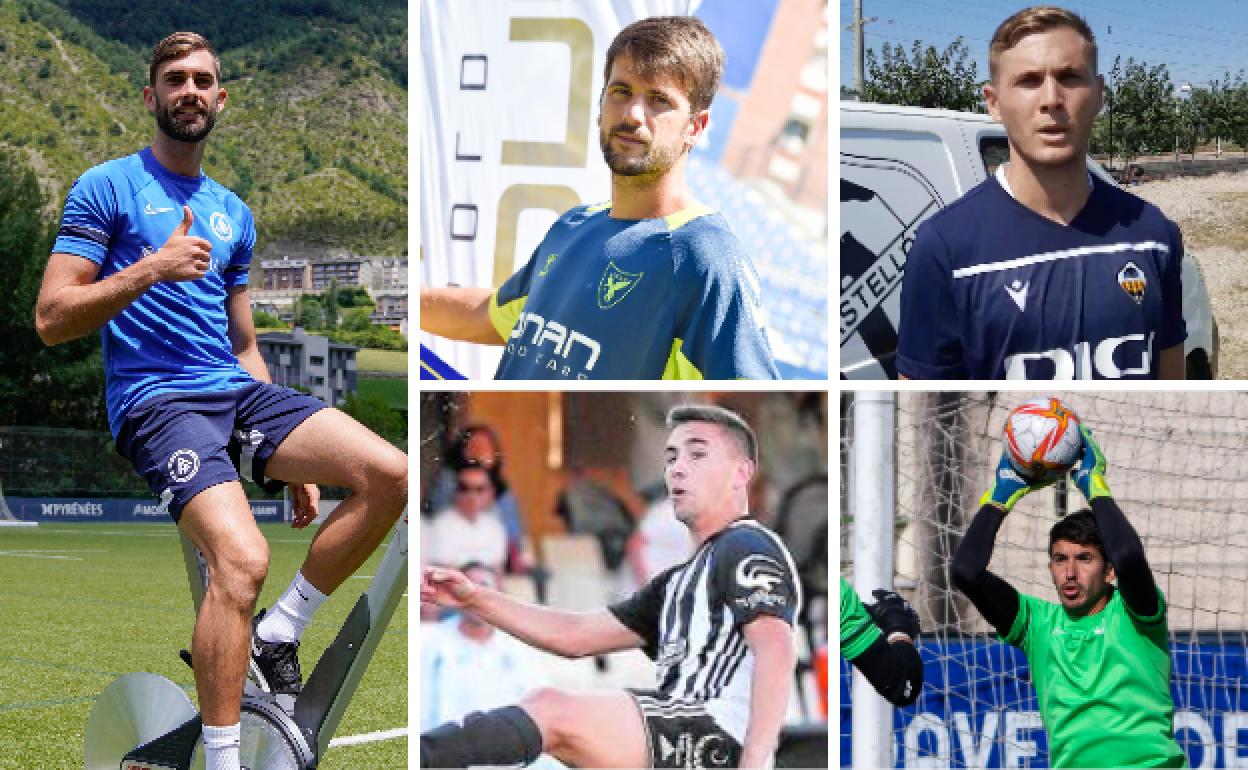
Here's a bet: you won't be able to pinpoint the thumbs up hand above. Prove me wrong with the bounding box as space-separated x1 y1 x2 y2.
145 205 213 282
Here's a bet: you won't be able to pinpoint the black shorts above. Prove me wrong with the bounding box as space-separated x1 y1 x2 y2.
115 382 326 520
627 690 743 769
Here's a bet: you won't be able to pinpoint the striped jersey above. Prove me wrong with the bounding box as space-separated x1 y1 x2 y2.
52 147 257 435
488 203 778 380
897 167 1185 379
608 519 800 743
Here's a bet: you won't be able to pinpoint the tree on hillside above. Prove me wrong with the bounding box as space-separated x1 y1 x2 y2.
293 295 326 330
253 309 286 329
339 392 404 449
0 146 106 429
324 280 340 330
862 37 982 112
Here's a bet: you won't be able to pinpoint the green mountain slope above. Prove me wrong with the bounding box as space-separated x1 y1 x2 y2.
0 0 406 254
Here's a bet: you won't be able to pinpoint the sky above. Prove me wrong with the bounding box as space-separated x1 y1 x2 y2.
839 0 1248 93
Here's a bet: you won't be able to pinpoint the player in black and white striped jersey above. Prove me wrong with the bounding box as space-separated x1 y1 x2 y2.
420 405 801 769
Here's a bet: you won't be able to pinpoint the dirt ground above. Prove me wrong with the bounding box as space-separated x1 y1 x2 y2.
1134 172 1248 379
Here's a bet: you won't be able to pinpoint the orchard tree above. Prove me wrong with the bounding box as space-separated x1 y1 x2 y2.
862 37 982 111
1107 57 1176 163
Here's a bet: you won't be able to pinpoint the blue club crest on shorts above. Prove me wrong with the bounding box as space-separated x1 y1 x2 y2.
597 261 643 309
167 449 200 483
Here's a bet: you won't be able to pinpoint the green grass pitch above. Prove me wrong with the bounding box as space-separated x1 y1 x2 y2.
357 378 409 411
355 350 409 374
0 523 407 769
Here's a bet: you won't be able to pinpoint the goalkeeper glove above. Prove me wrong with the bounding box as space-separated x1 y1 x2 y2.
1072 424 1111 501
867 589 921 640
979 451 1051 512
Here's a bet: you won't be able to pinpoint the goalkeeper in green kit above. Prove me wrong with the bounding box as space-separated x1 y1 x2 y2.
952 424 1185 768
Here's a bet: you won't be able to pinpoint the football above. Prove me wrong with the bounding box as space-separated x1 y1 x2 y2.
1003 398 1082 482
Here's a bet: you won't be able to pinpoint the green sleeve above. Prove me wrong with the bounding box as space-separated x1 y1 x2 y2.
1002 592 1034 649
840 577 883 660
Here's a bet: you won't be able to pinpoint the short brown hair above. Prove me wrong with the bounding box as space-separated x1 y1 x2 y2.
1049 509 1106 562
989 6 1096 82
149 31 220 85
667 404 757 462
604 16 724 114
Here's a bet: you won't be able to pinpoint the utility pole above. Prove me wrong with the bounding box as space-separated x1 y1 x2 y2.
846 0 877 98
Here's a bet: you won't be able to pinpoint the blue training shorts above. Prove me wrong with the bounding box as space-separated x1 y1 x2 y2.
115 382 326 521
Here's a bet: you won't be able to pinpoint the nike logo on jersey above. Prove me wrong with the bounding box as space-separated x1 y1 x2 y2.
1005 279 1029 312
144 202 174 215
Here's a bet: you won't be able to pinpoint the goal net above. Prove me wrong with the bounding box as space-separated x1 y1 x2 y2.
842 391 1248 769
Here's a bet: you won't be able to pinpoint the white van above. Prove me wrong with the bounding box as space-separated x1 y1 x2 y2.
840 101 1218 379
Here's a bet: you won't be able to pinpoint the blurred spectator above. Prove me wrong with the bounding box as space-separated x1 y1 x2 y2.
622 494 693 596
423 466 508 571
426 424 529 572
555 469 635 573
420 563 549 730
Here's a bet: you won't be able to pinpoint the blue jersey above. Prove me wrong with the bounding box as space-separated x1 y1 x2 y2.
897 170 1185 379
488 203 778 380
52 147 257 435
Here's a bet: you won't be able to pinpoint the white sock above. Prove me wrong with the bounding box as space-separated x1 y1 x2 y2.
202 723 241 770
256 571 328 643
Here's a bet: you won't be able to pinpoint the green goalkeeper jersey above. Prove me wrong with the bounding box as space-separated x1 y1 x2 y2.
840 577 882 660
1004 587 1185 768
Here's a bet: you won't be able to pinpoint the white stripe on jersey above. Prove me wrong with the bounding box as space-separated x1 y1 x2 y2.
951 240 1170 279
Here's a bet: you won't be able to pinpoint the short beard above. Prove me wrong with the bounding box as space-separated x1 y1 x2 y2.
155 98 218 143
599 124 682 181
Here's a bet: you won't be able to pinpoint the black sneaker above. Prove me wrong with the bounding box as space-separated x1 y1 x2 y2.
249 609 303 695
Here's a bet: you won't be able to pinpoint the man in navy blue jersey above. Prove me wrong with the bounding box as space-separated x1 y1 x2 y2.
420 406 799 769
35 32 406 770
421 16 778 380
897 5 1185 380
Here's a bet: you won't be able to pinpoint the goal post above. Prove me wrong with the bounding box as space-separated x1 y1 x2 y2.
0 433 36 527
842 391 1248 769
850 390 896 769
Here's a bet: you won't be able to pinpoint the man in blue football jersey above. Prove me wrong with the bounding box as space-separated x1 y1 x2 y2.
421 16 778 380
35 33 406 770
897 6 1185 380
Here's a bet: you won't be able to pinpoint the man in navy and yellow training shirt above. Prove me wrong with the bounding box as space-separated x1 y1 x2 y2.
35 32 406 770
897 6 1185 380
420 16 779 380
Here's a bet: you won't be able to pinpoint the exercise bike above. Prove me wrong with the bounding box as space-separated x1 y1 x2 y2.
84 510 408 770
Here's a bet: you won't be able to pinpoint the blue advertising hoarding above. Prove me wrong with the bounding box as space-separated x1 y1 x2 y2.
841 636 1248 768
7 497 288 524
